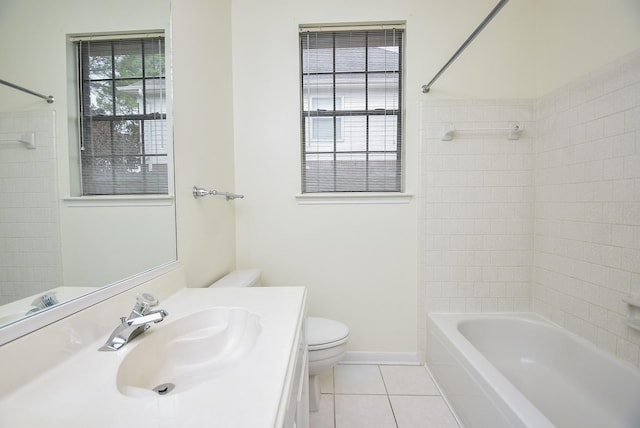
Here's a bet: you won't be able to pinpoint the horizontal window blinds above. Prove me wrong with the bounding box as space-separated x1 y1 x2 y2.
300 27 404 193
78 36 168 195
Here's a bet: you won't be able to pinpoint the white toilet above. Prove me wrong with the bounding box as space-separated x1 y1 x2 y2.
209 269 349 412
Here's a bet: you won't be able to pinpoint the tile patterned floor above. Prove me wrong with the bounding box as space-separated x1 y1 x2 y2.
309 364 461 428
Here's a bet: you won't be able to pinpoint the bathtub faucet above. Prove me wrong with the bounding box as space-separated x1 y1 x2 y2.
98 293 168 351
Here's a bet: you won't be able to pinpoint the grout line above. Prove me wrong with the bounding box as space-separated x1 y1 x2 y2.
318 364 460 428
378 365 400 428
423 363 464 428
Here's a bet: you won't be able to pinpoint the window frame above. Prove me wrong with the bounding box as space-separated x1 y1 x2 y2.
299 24 405 194
74 33 168 196
309 96 344 142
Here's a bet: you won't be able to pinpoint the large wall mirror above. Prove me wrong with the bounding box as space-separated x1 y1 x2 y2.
0 0 175 342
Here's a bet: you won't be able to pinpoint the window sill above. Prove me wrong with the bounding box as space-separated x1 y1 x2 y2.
63 195 175 207
295 192 413 205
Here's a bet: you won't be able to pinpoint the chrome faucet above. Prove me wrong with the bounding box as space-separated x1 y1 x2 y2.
98 293 168 351
25 292 59 315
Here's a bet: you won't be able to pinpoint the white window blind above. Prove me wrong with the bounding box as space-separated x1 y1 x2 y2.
300 25 404 193
77 35 167 195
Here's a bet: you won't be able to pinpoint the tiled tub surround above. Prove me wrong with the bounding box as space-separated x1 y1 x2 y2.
418 99 536 361
420 49 640 367
0 110 61 305
419 98 535 315
533 50 640 365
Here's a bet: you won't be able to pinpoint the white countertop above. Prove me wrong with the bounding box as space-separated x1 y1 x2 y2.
0 286 307 428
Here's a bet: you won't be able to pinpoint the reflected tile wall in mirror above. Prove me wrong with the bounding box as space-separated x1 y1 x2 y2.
0 110 61 305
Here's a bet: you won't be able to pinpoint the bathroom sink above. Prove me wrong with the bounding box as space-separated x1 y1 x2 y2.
116 307 261 397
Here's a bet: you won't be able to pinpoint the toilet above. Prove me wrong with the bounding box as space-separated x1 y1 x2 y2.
209 269 349 412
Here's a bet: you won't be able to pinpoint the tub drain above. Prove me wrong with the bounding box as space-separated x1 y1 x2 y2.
152 383 175 395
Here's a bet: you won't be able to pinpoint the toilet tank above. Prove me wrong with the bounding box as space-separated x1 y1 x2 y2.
209 269 262 288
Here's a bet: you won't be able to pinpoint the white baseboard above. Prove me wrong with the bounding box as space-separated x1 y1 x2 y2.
340 351 422 365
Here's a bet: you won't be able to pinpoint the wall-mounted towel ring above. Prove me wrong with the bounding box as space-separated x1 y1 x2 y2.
192 186 244 201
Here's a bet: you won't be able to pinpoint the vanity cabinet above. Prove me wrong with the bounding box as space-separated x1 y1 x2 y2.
0 277 310 428
282 315 309 428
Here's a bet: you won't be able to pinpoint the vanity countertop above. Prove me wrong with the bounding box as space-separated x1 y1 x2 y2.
0 286 307 428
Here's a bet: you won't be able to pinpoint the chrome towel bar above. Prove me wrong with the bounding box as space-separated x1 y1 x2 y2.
192 186 244 201
441 122 523 141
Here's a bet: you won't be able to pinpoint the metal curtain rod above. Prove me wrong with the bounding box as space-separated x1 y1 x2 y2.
421 0 509 94
0 78 55 103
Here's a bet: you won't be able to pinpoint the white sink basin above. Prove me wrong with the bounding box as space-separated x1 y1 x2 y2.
116 307 261 397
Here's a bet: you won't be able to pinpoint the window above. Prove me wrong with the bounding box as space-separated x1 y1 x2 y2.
310 97 343 142
76 35 167 195
300 25 404 193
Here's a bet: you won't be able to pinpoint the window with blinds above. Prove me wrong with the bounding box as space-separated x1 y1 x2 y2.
76 35 167 195
300 25 404 193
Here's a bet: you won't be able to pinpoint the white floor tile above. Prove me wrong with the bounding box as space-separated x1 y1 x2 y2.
334 364 387 395
390 395 460 428
310 394 335 428
312 364 459 428
335 394 397 428
380 365 440 396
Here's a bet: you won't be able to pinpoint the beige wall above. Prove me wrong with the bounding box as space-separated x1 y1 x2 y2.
2 0 638 355
534 0 640 96
172 0 238 288
230 0 536 354
229 0 639 355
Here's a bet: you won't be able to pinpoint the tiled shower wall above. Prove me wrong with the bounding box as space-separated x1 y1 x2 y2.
419 49 640 367
533 50 640 366
418 99 536 358
0 110 62 305
419 99 535 309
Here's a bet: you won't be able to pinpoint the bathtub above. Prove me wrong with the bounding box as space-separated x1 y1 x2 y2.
426 313 640 428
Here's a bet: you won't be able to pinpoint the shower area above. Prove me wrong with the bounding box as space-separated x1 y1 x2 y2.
0 109 62 306
418 48 640 368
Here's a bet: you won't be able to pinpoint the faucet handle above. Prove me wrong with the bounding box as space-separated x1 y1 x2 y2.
138 293 159 306
133 293 159 315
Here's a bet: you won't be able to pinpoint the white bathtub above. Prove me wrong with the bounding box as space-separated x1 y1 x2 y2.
426 313 640 428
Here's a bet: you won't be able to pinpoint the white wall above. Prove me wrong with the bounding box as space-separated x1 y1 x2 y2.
185 0 640 356
534 0 640 96
230 0 538 355
172 0 238 288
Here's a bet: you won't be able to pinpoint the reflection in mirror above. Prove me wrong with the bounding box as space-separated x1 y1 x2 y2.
0 0 175 341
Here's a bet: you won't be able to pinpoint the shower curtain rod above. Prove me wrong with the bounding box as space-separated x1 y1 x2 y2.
421 0 509 94
0 78 55 103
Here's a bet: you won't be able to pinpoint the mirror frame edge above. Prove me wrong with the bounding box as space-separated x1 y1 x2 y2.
0 260 181 346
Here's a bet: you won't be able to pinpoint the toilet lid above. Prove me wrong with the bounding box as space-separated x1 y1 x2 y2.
307 317 349 349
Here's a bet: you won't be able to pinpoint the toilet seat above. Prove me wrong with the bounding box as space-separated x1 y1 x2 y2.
307 317 349 351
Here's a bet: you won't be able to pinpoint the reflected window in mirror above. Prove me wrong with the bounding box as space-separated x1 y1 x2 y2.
76 34 168 195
